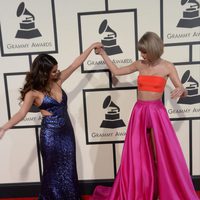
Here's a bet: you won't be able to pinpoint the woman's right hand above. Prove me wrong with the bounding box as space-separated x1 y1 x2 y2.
0 128 6 139
170 87 187 99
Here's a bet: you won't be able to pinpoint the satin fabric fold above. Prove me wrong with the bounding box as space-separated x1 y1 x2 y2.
92 100 199 200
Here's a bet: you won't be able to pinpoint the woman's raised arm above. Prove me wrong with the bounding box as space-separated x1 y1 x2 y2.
59 42 103 83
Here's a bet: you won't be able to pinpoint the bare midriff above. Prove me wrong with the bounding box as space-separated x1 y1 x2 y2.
137 91 163 101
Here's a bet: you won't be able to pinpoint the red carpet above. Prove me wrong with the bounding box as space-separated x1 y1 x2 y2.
0 196 90 200
197 191 200 198
0 193 199 199
0 197 91 200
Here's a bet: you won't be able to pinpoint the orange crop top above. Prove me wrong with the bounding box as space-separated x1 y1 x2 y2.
137 75 166 93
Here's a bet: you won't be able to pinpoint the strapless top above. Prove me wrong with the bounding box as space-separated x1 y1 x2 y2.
137 75 166 93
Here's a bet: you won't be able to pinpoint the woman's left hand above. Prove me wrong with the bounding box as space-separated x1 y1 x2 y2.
171 87 187 99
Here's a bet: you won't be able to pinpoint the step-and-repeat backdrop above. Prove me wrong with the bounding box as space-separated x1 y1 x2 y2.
0 0 199 190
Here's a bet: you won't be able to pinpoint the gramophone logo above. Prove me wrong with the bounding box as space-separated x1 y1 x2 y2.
177 0 200 28
100 95 126 129
99 19 123 56
178 70 200 104
15 2 42 39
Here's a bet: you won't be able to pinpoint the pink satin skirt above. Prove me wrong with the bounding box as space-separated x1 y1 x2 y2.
92 100 199 200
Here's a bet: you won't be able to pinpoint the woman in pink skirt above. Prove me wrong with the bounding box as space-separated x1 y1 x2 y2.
93 32 199 200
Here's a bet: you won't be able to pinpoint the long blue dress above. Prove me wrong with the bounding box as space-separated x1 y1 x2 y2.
38 89 80 200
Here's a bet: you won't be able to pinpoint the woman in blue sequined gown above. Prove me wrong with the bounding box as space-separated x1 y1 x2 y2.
38 88 79 199
0 42 102 200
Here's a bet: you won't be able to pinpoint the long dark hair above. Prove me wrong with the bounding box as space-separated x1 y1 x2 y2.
20 54 58 101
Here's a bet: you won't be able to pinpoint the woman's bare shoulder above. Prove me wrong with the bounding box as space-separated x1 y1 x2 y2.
26 90 41 98
161 59 176 73
162 59 174 67
135 59 148 71
25 90 44 107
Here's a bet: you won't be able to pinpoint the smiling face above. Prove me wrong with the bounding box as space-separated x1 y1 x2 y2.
49 65 61 81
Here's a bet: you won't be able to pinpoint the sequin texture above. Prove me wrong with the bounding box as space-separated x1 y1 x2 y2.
38 89 80 200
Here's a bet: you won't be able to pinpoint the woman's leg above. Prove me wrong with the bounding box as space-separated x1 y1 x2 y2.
149 128 158 200
150 128 157 163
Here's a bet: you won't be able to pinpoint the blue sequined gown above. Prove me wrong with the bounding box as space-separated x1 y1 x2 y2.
38 89 80 200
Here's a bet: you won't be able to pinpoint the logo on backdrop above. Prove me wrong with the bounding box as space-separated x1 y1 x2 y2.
100 95 126 129
77 9 138 72
15 2 42 39
0 0 57 56
162 0 200 45
83 88 136 143
178 70 200 104
99 19 123 56
177 0 200 28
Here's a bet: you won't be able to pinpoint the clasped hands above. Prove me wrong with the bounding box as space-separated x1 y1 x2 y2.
94 44 105 55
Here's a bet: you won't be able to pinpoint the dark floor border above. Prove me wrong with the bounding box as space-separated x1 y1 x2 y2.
0 182 40 198
193 176 200 190
0 177 199 198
